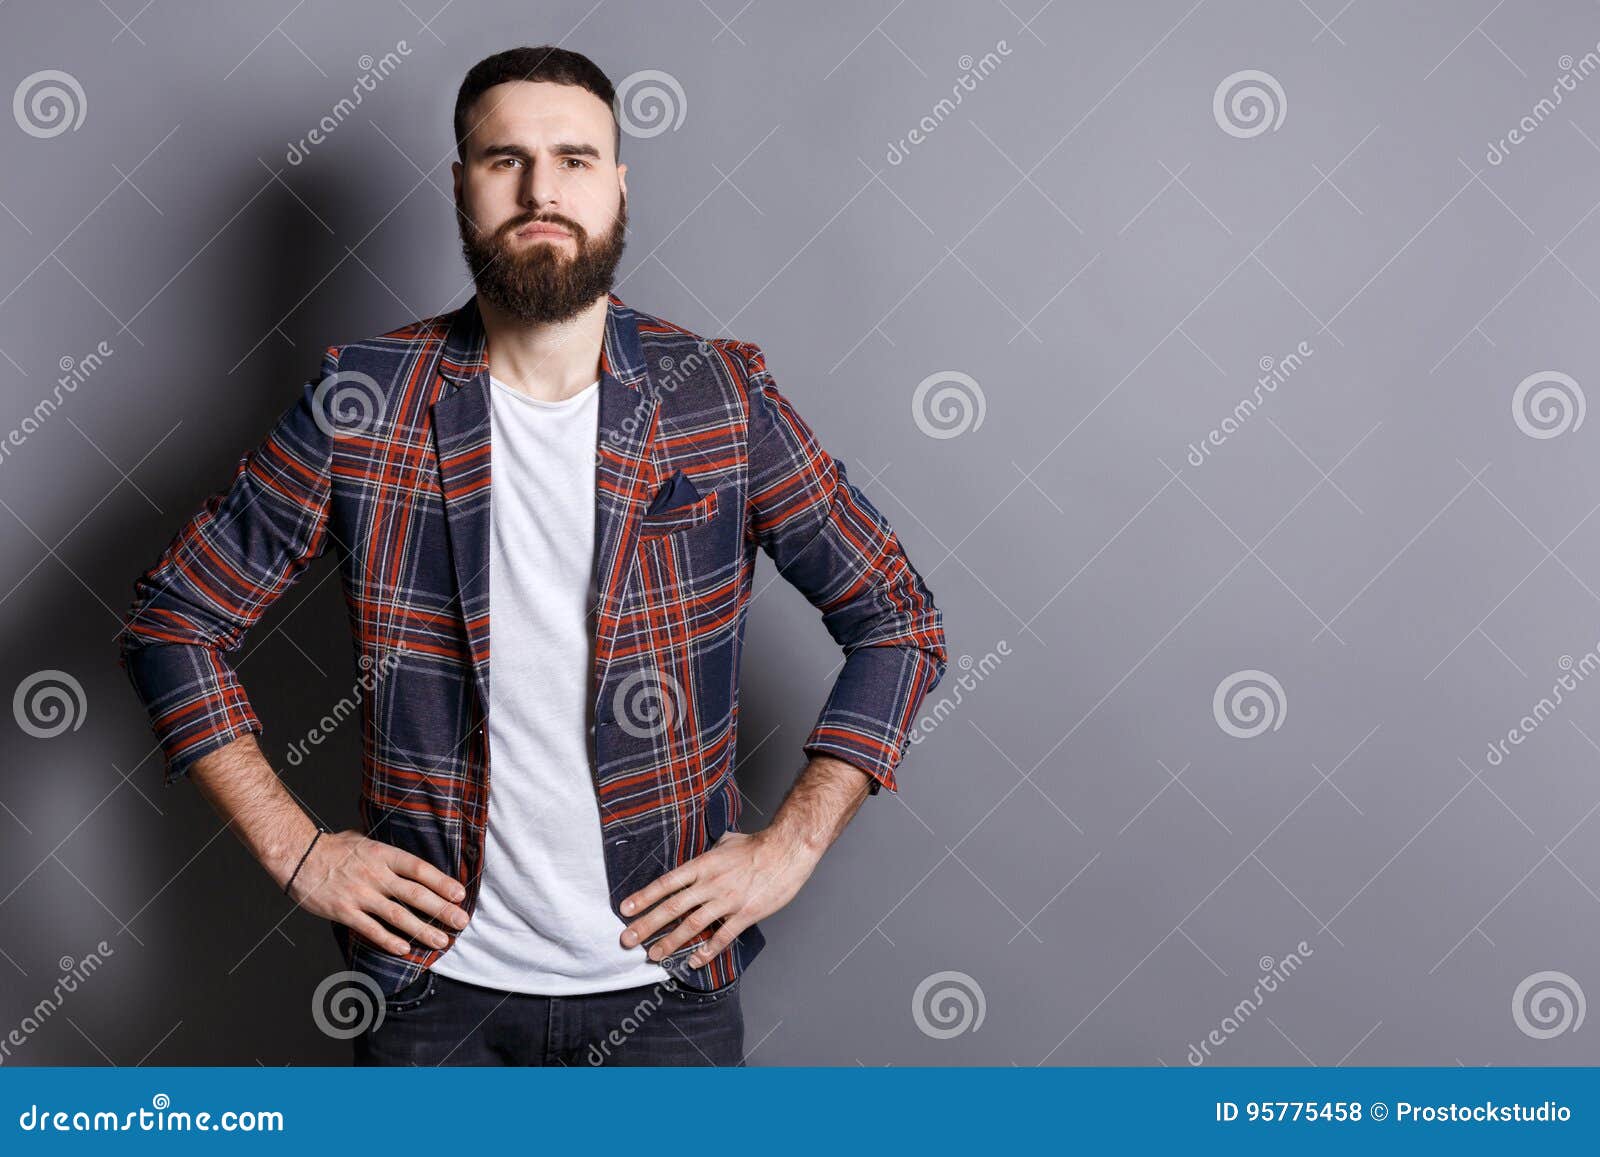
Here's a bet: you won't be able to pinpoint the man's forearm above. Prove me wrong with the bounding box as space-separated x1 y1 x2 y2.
187 733 319 891
763 753 874 861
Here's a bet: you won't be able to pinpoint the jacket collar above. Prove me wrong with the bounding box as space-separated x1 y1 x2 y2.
437 291 648 391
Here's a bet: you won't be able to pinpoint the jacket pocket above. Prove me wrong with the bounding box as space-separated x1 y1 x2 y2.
638 489 720 537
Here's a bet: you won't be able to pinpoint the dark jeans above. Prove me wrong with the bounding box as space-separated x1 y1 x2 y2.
351 968 745 1066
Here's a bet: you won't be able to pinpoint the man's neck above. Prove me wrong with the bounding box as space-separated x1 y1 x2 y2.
480 293 608 403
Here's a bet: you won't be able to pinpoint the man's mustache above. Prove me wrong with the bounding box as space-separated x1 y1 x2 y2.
500 214 584 240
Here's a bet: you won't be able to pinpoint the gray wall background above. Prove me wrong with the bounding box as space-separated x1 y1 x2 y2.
2 0 1599 1066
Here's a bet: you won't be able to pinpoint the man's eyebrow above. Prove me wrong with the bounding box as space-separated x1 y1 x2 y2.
480 141 602 160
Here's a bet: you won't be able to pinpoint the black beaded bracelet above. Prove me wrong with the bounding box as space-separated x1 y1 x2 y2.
283 825 326 896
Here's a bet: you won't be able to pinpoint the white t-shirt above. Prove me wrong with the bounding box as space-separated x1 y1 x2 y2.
429 373 669 995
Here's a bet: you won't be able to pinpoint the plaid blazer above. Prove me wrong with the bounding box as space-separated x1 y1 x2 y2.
117 293 948 997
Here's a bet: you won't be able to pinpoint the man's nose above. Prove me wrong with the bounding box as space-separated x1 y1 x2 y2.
520 161 559 210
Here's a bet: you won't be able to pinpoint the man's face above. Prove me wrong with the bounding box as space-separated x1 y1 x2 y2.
453 80 628 324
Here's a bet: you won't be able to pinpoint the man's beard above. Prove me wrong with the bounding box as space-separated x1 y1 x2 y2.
458 194 627 324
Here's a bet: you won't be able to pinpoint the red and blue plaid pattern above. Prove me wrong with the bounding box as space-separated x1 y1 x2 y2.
117 293 947 996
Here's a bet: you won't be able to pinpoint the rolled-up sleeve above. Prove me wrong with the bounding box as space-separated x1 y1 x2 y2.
737 341 947 794
116 347 340 785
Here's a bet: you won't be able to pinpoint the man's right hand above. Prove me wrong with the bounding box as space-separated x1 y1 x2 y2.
285 828 471 956
183 734 472 957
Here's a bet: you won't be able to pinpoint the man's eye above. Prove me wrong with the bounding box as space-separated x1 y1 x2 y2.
561 158 589 169
496 158 520 169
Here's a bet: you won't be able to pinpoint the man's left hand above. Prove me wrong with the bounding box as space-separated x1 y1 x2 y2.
619 828 821 968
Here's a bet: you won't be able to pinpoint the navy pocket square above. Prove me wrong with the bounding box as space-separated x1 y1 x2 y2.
645 470 701 515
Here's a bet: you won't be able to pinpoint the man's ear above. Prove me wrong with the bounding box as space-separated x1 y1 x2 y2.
451 160 462 202
617 162 627 196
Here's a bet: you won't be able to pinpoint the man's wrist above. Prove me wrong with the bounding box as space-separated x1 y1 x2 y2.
758 816 829 867
761 754 872 863
262 813 322 891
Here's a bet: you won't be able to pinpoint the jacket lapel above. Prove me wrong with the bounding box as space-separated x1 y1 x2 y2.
592 294 660 683
430 300 492 719
429 293 658 726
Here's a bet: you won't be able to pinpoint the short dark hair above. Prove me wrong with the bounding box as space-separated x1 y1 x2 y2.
454 46 619 162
